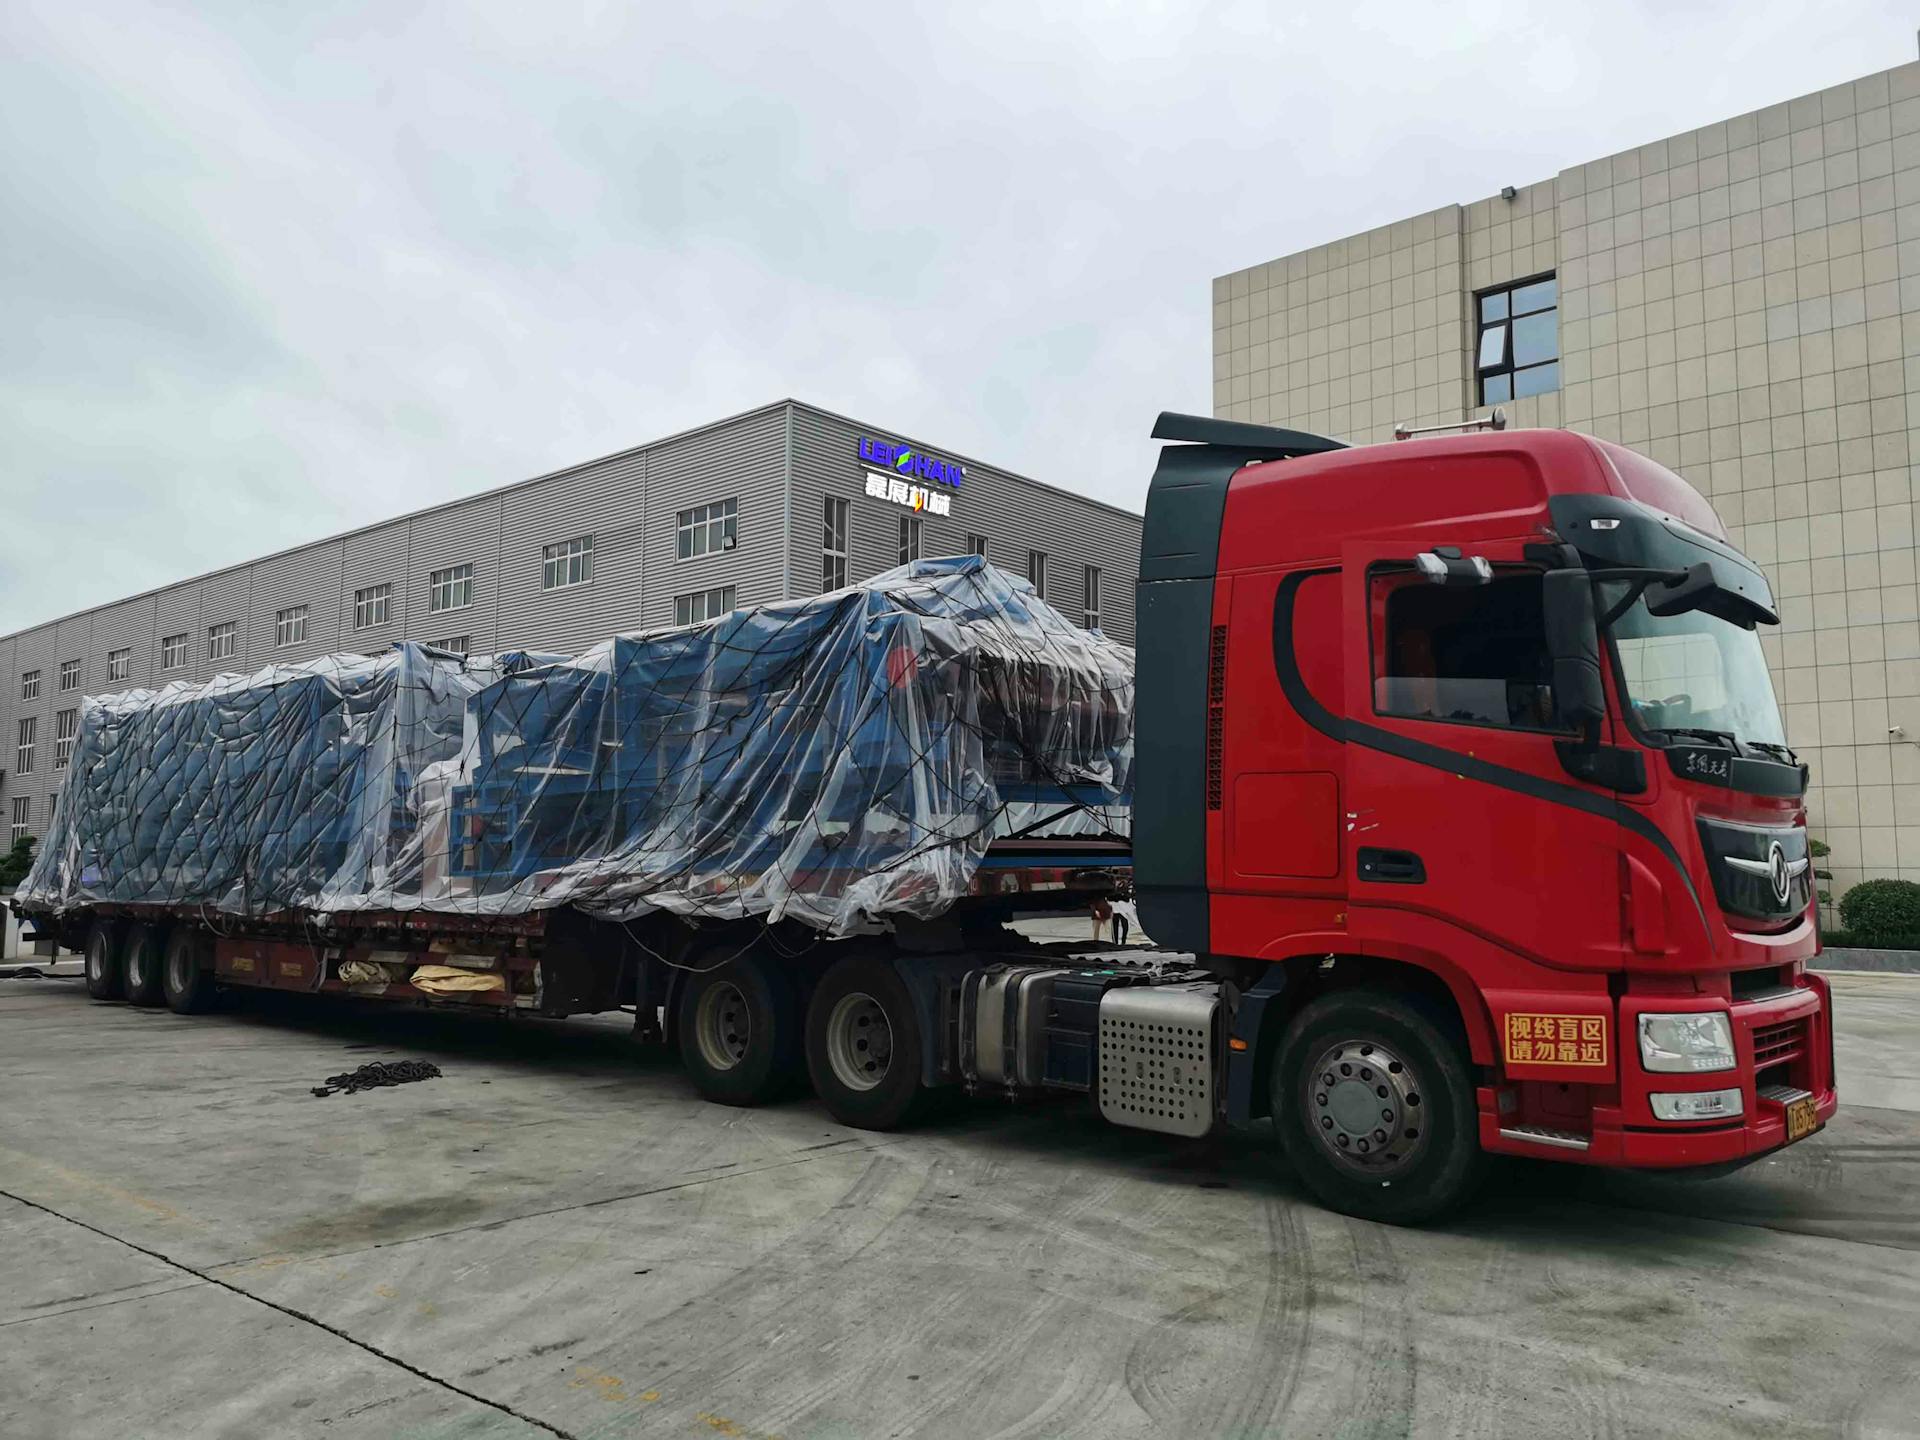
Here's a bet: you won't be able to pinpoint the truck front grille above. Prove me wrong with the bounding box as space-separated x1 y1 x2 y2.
1752 1017 1807 1070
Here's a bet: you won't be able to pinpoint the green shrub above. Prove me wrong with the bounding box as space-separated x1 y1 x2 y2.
0 836 32 889
1819 928 1920 951
1837 878 1920 938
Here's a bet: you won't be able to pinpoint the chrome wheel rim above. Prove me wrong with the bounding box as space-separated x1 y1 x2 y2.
825 991 892 1093
1302 1037 1429 1176
692 981 752 1072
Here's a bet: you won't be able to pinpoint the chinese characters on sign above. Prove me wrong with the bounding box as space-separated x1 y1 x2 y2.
857 435 961 517
863 471 952 516
1503 1012 1608 1067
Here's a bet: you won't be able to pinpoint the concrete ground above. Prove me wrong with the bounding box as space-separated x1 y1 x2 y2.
1 972 1917 1440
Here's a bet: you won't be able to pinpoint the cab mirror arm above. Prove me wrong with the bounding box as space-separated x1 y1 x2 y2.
1542 568 1607 744
1581 565 1692 629
1543 566 1649 792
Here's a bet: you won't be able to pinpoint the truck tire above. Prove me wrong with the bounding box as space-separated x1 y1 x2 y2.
675 946 803 1106
162 928 216 1015
123 923 167 1007
84 920 124 1002
805 954 923 1130
1271 990 1484 1225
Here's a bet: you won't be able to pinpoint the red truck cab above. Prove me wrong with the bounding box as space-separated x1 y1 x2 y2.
1137 413 1835 1219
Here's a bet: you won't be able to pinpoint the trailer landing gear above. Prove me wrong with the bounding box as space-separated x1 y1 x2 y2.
1271 991 1483 1224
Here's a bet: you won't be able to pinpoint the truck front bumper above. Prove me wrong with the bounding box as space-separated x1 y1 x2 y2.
1480 972 1838 1168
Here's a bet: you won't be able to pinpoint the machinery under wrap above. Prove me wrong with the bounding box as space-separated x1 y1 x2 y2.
21 558 1134 935
17 646 511 916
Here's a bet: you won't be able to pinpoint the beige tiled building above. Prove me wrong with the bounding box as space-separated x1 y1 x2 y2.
1212 59 1920 903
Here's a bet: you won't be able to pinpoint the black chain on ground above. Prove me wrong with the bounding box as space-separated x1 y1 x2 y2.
311 1059 443 1097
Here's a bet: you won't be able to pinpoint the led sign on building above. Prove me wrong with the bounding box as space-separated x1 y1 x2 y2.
858 435 959 516
858 437 964 488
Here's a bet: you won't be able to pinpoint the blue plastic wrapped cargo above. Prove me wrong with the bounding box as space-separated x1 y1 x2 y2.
418 557 1132 931
21 559 1133 935
17 646 504 915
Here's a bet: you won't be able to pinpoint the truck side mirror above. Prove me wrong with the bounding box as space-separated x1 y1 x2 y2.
1543 568 1606 741
1645 561 1716 618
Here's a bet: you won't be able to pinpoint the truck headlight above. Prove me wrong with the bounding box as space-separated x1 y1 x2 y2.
1638 1012 1736 1073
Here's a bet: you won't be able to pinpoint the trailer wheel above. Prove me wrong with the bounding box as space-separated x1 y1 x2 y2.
1271 991 1484 1225
84 920 125 1003
805 955 923 1131
123 923 167 1007
675 946 803 1106
162 928 216 1015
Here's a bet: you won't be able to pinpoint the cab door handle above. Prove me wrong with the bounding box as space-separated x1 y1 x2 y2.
1357 847 1426 884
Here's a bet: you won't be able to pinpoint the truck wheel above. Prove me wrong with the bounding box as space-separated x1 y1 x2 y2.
123 923 167 1007
162 928 216 1014
676 947 803 1106
1271 991 1483 1225
84 920 124 1002
805 955 923 1130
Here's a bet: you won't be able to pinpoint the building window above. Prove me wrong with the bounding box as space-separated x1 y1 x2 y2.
1083 565 1101 630
1476 274 1558 404
354 584 390 630
822 497 849 591
207 623 236 661
160 633 188 671
107 648 129 683
16 717 35 776
20 670 38 701
967 534 988 559
275 606 308 648
674 585 738 627
677 500 737 560
1372 568 1567 732
430 564 473 613
1027 550 1047 599
55 709 76 769
59 659 80 692
898 515 922 566
9 796 27 846
542 535 594 590
430 635 470 656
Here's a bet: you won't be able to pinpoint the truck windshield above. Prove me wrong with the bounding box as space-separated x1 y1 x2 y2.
1607 592 1787 749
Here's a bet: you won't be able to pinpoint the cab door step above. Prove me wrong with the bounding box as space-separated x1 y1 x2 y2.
1497 1124 1592 1151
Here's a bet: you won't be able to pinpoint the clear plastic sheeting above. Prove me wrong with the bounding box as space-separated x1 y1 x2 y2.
17 647 509 915
411 556 1133 931
22 559 1133 936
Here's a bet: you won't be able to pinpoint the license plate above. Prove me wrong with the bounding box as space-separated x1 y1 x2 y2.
1785 1094 1819 1142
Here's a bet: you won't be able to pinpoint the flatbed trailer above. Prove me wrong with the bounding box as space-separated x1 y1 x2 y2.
38 839 1130 1025
16 412 1841 1224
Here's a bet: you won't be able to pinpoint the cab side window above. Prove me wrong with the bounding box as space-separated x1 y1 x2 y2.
1373 570 1569 733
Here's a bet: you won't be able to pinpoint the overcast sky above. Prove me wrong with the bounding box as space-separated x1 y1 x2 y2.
0 2 1909 634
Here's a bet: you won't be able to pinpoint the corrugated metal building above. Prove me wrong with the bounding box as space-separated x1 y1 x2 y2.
0 399 1142 846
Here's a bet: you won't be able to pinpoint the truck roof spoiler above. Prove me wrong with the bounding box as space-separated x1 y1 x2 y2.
1150 411 1347 458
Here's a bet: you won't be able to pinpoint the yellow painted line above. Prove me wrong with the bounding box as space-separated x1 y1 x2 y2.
0 1144 194 1228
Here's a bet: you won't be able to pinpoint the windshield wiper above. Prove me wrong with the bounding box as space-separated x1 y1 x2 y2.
1647 725 1741 750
